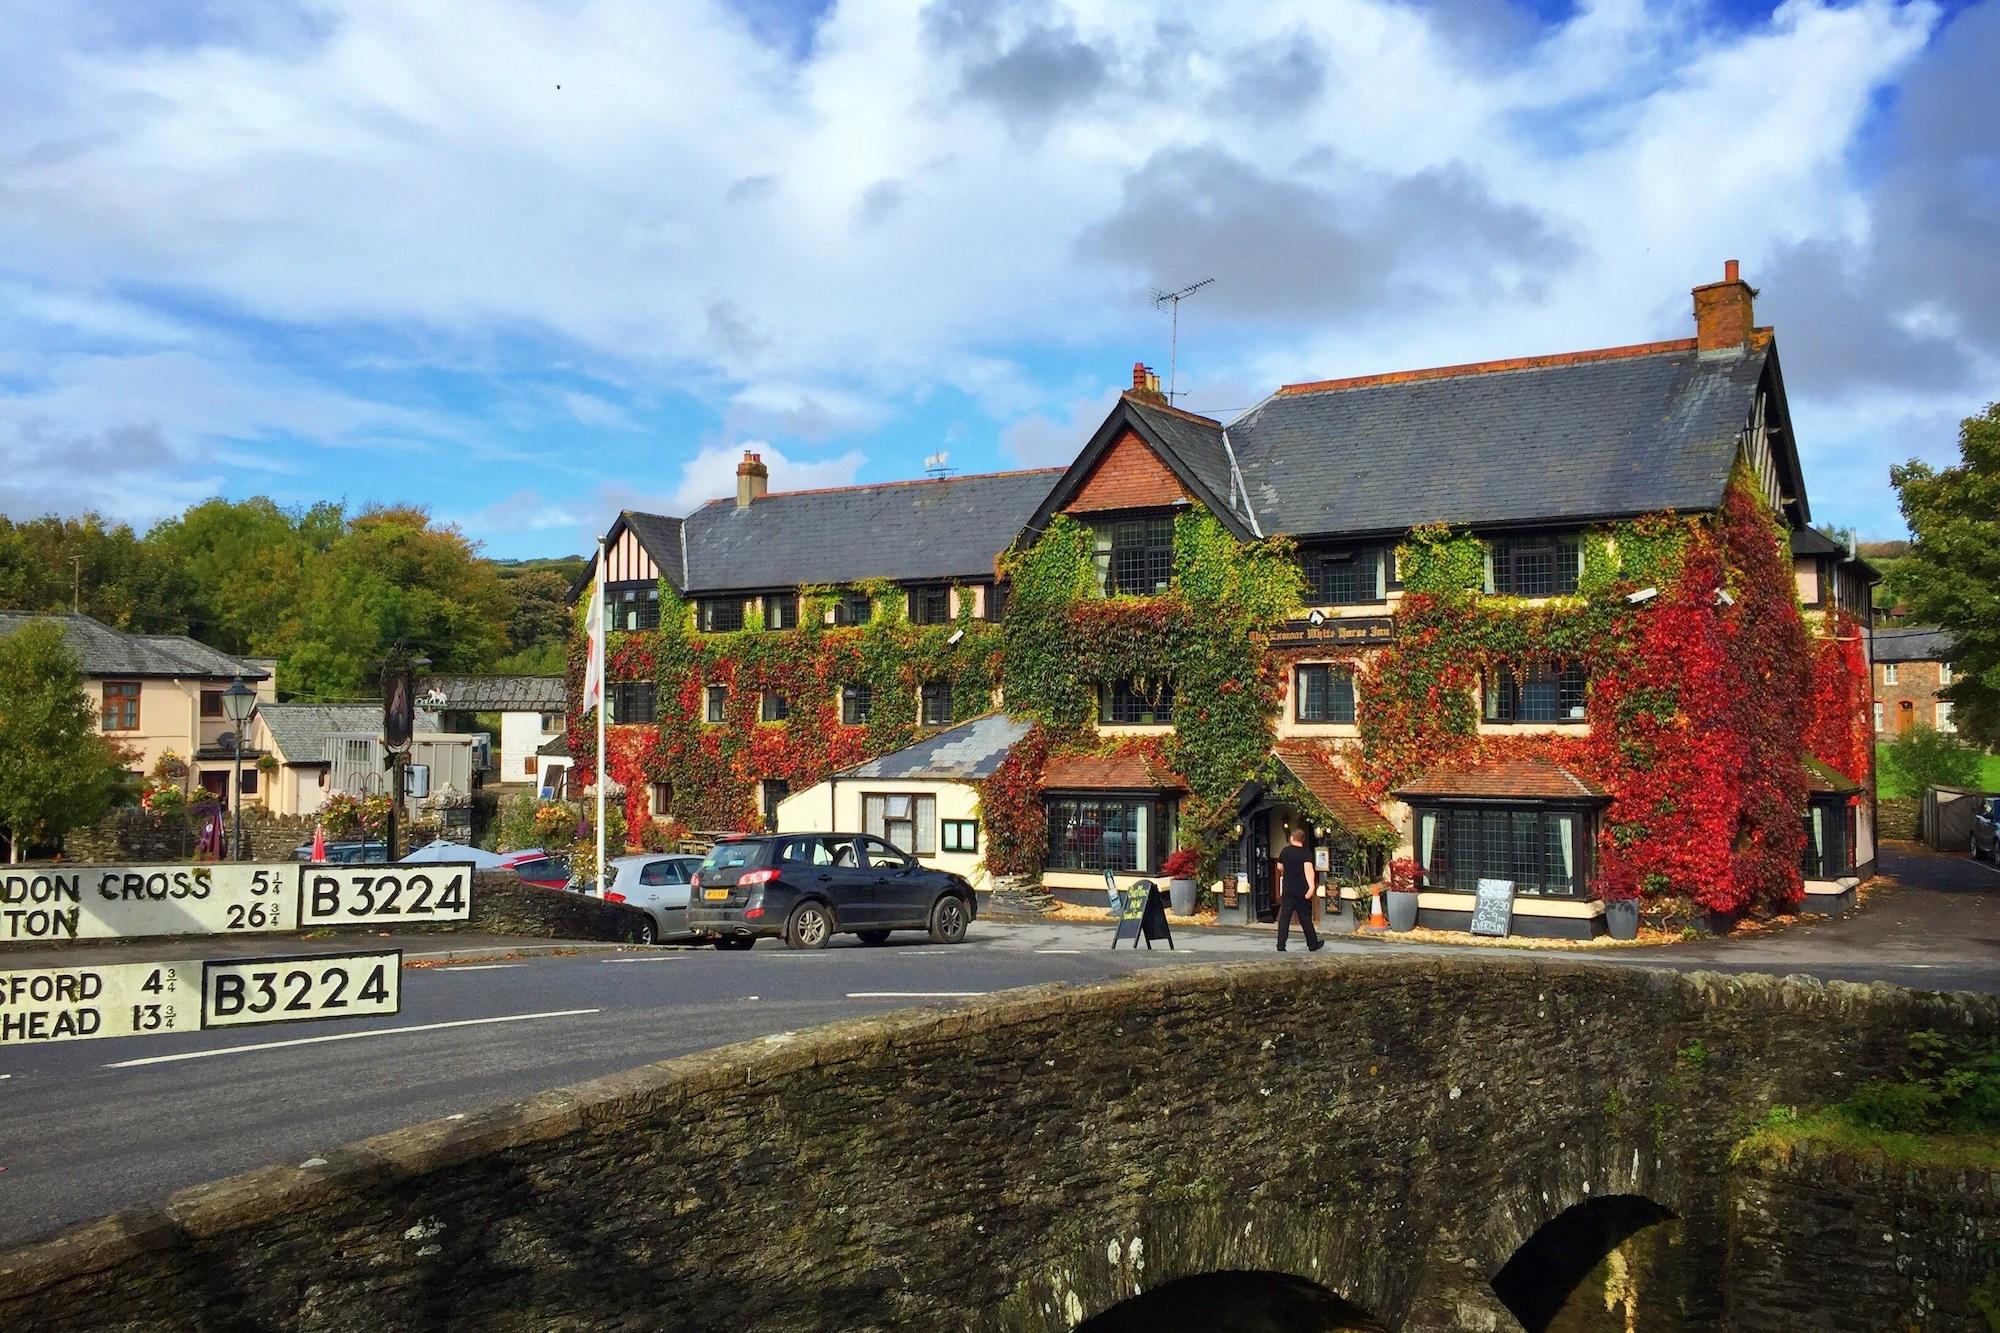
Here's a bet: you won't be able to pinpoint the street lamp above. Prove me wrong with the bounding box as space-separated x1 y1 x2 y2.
221 677 258 862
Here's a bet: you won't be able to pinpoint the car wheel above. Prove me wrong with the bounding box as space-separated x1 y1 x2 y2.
929 894 969 945
857 929 892 946
633 918 658 945
786 902 833 950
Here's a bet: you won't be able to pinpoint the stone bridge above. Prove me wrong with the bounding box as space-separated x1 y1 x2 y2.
3 957 1994 1331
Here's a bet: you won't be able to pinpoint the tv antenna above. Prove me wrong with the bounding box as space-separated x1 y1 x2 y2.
923 450 956 479
1152 277 1214 403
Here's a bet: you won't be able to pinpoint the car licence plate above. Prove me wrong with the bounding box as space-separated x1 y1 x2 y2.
704 888 729 901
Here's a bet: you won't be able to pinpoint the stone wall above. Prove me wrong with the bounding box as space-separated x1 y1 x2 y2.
0 960 1992 1333
1725 1143 2000 1330
63 809 316 864
430 871 651 942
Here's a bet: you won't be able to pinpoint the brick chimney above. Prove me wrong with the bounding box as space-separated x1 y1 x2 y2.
735 449 769 508
1128 362 1166 404
1692 259 1755 353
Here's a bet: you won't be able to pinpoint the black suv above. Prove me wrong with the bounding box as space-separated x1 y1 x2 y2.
687 833 976 950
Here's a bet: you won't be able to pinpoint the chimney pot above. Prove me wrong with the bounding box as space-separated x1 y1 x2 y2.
735 448 770 507
1724 258 1740 282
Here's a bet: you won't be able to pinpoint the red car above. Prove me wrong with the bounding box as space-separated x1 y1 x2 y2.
498 849 573 890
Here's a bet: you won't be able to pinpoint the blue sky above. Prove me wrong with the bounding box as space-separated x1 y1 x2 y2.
1 0 1994 558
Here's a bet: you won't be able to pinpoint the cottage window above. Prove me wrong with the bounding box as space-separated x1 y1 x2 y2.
1100 678 1172 725
909 586 952 625
238 767 260 796
611 586 662 632
763 594 798 630
830 592 874 626
841 684 872 726
1304 548 1385 605
920 682 952 727
102 682 140 731
1881 663 1899 685
1092 517 1174 597
1045 797 1160 873
610 681 657 724
704 684 727 723
986 583 1007 621
1487 535 1582 597
1416 803 1590 897
700 598 746 633
1484 663 1587 723
650 782 671 816
1295 665 1357 724
863 792 937 855
200 690 225 719
942 819 979 853
760 691 789 723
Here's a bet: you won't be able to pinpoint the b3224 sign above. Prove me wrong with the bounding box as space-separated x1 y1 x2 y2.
0 863 473 942
0 950 402 1045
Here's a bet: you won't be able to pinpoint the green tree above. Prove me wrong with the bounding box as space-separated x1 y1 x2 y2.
0 622 131 860
1883 724 1984 796
500 568 574 656
1893 404 2000 746
142 498 325 653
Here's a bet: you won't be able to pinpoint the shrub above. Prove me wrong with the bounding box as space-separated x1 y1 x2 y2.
1160 847 1200 880
1882 724 1984 796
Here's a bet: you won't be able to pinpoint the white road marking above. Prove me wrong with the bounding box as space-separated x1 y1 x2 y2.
103 1008 602 1069
846 991 988 999
0 1073 12 1080
1035 949 1083 954
435 963 524 971
600 955 687 963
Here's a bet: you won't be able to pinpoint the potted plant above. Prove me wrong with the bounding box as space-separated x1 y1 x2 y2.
1601 876 1645 941
1161 847 1200 916
1386 857 1423 932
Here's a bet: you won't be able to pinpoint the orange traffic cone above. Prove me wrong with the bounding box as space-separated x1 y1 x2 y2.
1368 890 1388 930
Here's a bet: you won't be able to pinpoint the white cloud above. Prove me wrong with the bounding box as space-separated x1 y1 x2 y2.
1000 389 1118 467
668 440 868 515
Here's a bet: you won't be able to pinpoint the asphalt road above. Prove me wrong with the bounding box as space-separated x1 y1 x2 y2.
2 843 1995 1251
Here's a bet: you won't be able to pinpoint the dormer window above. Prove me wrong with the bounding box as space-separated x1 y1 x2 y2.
1487 535 1582 598
1091 517 1174 597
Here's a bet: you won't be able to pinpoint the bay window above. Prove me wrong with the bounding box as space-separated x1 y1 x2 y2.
1045 796 1165 873
1414 802 1594 897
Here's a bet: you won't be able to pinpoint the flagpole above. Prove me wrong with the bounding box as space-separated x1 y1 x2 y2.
594 536 607 893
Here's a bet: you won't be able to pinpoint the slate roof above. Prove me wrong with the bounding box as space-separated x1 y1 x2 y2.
1873 625 1954 664
1042 750 1186 792
622 512 686 589
0 613 268 681
1122 398 1245 523
423 675 567 712
259 703 442 764
678 469 1062 591
1272 742 1394 837
837 713 1031 782
1789 527 1846 557
1225 340 1771 537
1394 757 1608 801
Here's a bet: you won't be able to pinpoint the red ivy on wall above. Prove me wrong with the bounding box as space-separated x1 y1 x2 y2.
1804 608 1873 789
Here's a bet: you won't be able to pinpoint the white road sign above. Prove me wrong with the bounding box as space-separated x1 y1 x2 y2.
0 862 475 942
0 950 402 1045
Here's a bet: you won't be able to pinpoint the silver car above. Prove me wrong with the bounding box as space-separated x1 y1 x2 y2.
602 853 705 944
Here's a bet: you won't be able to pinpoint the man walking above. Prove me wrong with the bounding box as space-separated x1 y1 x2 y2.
1275 827 1324 953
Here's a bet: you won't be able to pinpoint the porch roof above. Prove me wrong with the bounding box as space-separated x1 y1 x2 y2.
1394 756 1608 801
1042 750 1185 793
1272 742 1394 837
1804 756 1863 796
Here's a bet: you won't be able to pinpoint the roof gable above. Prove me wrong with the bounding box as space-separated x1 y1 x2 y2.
1064 429 1194 513
1020 394 1256 544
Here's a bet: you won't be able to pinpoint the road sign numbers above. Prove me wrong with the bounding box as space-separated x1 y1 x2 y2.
299 868 470 925
202 953 401 1028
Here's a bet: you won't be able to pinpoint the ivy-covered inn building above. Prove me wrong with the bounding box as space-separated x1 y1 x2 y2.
570 262 1877 936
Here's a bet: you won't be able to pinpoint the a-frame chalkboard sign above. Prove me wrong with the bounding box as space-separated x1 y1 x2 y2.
1110 879 1174 950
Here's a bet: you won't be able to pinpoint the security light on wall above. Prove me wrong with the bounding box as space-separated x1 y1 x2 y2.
1307 608 1327 626
1625 587 1659 605
1715 589 1736 607
946 628 964 646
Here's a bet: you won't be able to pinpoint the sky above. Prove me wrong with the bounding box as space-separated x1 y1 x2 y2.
1 0 1995 559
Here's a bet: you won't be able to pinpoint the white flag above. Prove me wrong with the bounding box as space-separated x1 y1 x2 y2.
582 563 605 714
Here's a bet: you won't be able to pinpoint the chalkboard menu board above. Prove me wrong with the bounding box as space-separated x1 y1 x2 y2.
1470 879 1515 937
1111 882 1175 950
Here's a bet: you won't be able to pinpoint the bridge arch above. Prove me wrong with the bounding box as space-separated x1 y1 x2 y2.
1074 1270 1388 1333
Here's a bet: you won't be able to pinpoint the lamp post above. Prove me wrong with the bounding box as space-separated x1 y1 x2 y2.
221 677 258 862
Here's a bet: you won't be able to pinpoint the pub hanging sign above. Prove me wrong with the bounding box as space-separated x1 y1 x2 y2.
1266 615 1395 651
